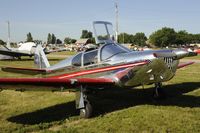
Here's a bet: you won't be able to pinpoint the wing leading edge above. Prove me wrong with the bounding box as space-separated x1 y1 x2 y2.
0 77 114 91
177 61 194 69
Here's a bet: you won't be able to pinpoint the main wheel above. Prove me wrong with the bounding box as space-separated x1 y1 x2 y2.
79 102 93 118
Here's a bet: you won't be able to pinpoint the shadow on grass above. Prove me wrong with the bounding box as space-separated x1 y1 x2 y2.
7 101 79 125
7 82 200 124
92 82 200 115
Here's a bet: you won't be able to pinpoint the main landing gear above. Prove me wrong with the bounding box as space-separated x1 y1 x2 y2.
75 83 166 118
153 82 166 100
75 86 93 118
79 100 93 118
17 56 21 60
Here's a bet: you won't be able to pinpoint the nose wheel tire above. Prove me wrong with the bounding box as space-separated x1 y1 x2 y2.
153 83 166 100
80 102 93 118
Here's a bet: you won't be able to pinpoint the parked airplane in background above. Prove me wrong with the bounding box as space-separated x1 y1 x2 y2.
0 21 198 118
0 42 50 59
194 49 200 54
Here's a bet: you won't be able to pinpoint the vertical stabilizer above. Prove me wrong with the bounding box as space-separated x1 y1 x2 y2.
34 44 50 69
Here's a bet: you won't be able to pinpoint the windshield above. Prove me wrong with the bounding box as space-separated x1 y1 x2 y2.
93 21 115 44
101 43 127 60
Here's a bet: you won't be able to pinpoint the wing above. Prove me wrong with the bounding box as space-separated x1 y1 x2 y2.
0 49 32 57
0 60 149 91
177 61 194 69
0 77 115 91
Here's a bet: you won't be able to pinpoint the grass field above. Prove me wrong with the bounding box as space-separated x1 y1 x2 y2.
185 54 200 60
0 53 200 133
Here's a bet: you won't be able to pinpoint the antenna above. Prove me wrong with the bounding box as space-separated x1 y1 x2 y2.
115 0 119 42
7 21 11 48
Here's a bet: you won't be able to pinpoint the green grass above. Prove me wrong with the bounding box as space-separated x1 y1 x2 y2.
0 56 200 132
185 54 200 60
48 51 77 56
46 51 77 60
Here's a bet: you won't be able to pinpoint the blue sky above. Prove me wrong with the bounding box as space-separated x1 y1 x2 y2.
0 0 200 42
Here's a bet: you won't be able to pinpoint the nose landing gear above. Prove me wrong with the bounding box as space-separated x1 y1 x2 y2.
153 82 166 100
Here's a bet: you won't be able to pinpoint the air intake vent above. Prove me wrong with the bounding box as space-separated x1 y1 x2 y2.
164 57 173 70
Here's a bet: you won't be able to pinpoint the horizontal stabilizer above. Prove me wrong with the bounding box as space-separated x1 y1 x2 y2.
1 67 49 75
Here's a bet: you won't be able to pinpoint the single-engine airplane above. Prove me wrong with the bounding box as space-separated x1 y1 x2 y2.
0 42 50 59
0 21 198 118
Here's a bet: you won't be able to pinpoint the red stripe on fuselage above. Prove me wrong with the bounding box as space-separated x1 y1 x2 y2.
51 61 148 79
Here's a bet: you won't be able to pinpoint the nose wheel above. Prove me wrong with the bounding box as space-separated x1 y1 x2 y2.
153 83 166 100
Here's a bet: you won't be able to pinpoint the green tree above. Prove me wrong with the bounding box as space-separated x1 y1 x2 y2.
64 37 77 44
175 30 193 45
118 33 124 43
149 27 176 47
26 32 33 42
191 34 200 43
51 34 56 44
64 37 72 44
90 37 95 43
81 30 93 38
56 39 62 44
0 39 5 45
132 32 147 46
34 40 42 44
47 33 52 44
118 33 132 43
71 39 77 43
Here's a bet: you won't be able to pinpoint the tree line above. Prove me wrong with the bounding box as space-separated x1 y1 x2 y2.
1 27 200 47
118 32 147 46
26 30 94 45
149 27 200 47
118 27 200 47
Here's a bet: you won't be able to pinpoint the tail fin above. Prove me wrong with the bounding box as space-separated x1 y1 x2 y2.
34 44 50 69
